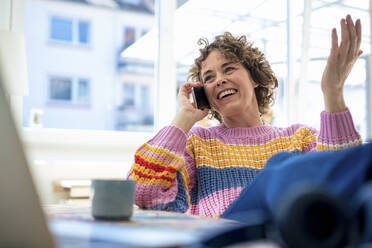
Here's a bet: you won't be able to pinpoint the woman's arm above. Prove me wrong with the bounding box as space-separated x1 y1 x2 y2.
128 125 197 212
321 15 362 113
309 15 363 151
127 82 207 212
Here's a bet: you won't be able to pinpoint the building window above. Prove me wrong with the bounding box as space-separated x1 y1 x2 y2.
49 16 91 45
48 76 90 104
78 20 90 44
50 17 73 42
77 79 90 104
123 26 135 49
140 85 149 110
122 83 135 107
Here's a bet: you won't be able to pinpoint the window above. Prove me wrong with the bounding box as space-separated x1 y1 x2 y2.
77 79 90 104
48 76 90 104
122 83 135 107
49 16 90 45
123 26 135 49
78 21 90 44
50 17 73 42
49 77 72 101
116 83 153 131
24 0 370 138
140 85 149 110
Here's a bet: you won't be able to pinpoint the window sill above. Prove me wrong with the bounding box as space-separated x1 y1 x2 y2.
22 127 154 148
45 101 92 109
47 40 92 50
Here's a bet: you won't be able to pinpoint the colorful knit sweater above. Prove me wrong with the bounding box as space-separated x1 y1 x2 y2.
128 109 362 217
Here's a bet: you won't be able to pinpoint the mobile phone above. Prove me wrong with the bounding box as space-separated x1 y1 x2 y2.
192 86 211 110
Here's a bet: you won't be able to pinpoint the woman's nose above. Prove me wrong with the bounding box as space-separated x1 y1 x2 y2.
216 75 226 86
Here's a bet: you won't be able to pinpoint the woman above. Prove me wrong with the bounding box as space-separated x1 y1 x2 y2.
128 15 363 217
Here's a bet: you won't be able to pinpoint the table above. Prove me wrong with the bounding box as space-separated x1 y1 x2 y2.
45 204 242 248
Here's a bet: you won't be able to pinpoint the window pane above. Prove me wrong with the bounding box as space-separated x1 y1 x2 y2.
50 16 73 42
122 83 135 106
77 79 90 103
24 0 155 131
78 21 90 44
123 27 135 49
169 0 369 138
304 2 370 139
49 77 72 101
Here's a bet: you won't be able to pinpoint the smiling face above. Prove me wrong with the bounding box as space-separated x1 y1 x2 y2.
201 50 260 121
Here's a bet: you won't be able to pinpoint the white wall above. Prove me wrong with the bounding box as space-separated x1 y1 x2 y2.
23 127 153 203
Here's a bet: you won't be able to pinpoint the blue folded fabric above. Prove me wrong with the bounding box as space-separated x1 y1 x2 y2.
222 143 372 220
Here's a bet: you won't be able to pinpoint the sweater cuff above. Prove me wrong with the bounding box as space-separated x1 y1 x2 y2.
318 108 361 143
148 125 187 153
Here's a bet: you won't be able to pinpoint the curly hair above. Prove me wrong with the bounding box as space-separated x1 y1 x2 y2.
188 32 278 123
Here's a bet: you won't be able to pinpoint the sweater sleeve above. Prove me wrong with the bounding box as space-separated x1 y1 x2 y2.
128 125 196 213
314 108 362 151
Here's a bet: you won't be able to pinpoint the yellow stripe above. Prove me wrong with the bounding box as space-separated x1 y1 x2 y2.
187 128 316 169
179 165 191 207
189 128 315 156
141 143 184 164
130 166 173 188
317 139 362 151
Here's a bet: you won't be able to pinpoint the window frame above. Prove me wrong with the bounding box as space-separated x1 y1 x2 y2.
47 75 91 106
21 1 173 151
48 15 91 46
49 16 73 43
20 0 372 154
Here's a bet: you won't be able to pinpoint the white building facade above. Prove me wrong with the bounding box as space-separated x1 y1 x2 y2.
23 0 155 130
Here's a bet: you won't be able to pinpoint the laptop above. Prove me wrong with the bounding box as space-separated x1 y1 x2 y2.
0 75 54 246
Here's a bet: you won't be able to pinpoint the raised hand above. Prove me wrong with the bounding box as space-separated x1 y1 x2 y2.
321 15 362 112
171 82 209 134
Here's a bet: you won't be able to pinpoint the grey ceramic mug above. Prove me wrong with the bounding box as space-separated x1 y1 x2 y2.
91 179 135 221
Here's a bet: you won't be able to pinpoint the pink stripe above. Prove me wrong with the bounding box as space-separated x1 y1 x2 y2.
204 124 317 146
319 109 361 145
149 126 187 152
134 182 178 208
190 187 244 217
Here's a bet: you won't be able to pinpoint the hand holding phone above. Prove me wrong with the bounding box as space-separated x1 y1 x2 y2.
192 86 211 110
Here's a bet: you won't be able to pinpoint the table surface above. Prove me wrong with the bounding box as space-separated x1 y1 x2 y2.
45 204 240 248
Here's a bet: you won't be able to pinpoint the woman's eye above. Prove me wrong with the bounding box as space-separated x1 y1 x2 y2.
225 67 235 73
204 76 213 83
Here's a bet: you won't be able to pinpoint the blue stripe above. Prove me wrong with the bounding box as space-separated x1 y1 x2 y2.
142 172 189 213
190 166 261 205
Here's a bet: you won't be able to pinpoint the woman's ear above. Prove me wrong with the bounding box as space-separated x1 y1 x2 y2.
252 81 259 88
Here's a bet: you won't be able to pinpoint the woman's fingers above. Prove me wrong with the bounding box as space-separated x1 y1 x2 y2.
355 19 362 54
346 15 356 53
330 28 338 58
340 18 349 59
346 15 358 58
337 15 362 64
180 82 200 96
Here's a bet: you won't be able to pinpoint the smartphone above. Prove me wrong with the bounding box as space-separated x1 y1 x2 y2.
192 86 211 110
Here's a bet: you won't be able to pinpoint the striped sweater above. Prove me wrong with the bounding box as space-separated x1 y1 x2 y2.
128 109 362 217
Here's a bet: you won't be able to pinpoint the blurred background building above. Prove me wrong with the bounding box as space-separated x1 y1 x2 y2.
23 0 371 139
24 0 156 131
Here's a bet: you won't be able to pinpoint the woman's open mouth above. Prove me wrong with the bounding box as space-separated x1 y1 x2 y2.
217 88 238 100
